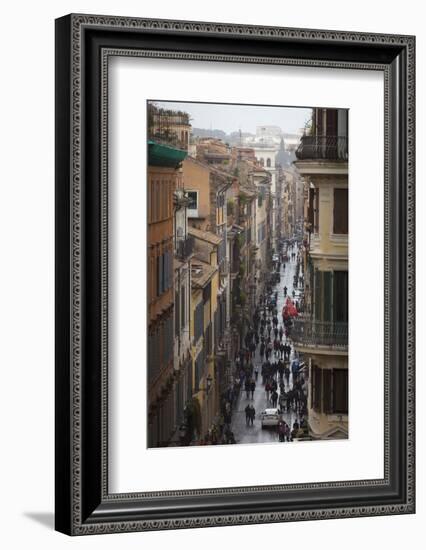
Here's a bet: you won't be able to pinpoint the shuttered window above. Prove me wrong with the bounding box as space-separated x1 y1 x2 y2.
323 369 333 413
314 270 332 322
194 302 204 343
323 271 332 322
333 369 348 414
333 188 348 234
308 188 315 228
314 188 320 233
326 108 338 136
312 366 322 411
175 291 180 337
194 347 206 391
180 285 186 330
314 269 322 322
333 271 349 322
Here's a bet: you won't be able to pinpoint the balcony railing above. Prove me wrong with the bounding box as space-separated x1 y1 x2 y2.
291 317 348 349
176 236 194 260
295 135 348 161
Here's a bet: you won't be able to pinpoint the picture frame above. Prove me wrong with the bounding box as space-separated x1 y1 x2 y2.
55 13 415 535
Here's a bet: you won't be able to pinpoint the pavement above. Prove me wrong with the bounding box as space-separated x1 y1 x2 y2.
230 243 306 445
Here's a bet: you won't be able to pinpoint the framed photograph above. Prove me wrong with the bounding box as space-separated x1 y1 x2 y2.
55 14 415 535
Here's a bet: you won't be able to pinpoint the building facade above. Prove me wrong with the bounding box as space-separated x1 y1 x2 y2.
293 107 349 440
147 140 187 447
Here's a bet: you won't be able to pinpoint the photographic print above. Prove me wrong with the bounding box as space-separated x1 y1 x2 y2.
147 101 349 448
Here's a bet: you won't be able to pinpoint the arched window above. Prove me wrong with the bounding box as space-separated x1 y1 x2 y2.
266 158 271 167
260 158 264 167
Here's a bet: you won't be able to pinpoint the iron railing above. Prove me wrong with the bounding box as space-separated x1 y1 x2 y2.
295 135 348 161
291 317 348 349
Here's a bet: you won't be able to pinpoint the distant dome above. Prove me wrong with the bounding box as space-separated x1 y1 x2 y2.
276 138 296 167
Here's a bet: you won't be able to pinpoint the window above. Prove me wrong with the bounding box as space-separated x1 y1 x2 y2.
314 188 320 233
180 285 186 330
308 187 315 228
312 366 322 411
156 249 172 297
333 271 349 322
333 188 348 234
333 369 348 414
175 290 180 337
314 270 332 322
186 190 199 217
266 158 271 167
194 301 204 342
323 369 333 413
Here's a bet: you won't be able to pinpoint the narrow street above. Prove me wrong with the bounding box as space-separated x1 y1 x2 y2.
230 243 307 444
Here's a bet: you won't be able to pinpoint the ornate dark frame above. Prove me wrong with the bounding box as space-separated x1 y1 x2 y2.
55 14 415 536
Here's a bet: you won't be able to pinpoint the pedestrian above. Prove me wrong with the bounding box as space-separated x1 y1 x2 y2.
245 379 250 399
278 359 284 379
274 338 279 356
271 390 278 408
279 326 283 341
254 365 259 381
245 404 251 426
278 420 286 442
250 379 256 399
249 405 256 426
265 380 271 401
285 364 290 382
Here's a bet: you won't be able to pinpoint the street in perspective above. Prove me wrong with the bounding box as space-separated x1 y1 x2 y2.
147 101 349 448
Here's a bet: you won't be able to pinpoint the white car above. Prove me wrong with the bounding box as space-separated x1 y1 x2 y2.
260 408 282 428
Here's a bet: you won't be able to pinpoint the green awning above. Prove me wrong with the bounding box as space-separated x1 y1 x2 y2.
148 140 187 167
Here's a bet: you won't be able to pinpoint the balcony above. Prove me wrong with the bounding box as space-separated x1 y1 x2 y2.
295 135 348 161
176 236 194 260
291 317 348 350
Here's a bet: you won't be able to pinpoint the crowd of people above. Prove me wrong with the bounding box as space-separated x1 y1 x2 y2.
195 240 309 446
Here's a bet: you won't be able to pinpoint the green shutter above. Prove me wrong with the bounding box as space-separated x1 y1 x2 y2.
323 271 332 322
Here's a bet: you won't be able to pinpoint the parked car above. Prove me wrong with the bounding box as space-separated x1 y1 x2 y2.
260 408 282 428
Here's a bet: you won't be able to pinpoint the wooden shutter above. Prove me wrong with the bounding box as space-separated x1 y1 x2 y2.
323 271 332 322
312 366 322 411
333 271 349 322
308 188 315 228
156 255 161 296
175 291 180 337
314 269 322 321
314 188 320 232
326 109 338 136
333 369 348 414
323 369 333 413
333 189 348 234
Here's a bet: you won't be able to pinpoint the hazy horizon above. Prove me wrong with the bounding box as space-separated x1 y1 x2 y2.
151 100 312 136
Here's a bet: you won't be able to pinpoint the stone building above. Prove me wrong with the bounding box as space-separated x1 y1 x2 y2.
293 107 349 440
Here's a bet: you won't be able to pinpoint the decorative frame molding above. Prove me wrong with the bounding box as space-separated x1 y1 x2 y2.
55 14 415 535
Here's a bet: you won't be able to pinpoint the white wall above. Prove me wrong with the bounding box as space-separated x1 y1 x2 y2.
0 0 423 548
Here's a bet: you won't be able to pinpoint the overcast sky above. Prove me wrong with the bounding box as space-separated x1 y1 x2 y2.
152 100 312 135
